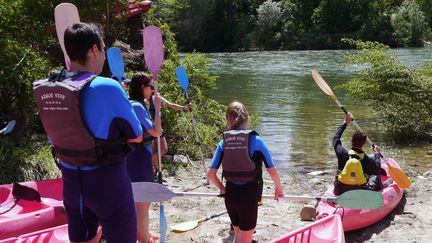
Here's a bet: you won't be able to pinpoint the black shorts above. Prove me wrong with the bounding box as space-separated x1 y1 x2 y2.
225 180 259 231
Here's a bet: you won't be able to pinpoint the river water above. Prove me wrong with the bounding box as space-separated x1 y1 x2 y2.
206 48 432 174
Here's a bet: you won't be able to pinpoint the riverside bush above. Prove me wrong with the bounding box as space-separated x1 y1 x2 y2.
342 39 432 142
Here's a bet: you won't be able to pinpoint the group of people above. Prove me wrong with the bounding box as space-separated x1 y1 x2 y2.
32 22 388 243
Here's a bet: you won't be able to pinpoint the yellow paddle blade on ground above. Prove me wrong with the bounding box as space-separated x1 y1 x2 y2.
171 211 227 233
171 220 199 232
386 161 411 189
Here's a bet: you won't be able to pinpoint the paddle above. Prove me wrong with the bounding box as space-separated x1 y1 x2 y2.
0 120 16 136
176 66 190 100
143 25 166 243
107 47 126 82
132 182 384 210
311 69 411 189
171 211 227 233
54 3 80 70
175 66 208 183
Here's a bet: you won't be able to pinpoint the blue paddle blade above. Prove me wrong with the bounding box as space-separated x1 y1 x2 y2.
0 120 16 135
160 204 167 243
175 66 189 93
107 47 125 82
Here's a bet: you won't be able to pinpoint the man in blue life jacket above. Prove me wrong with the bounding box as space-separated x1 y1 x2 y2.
33 23 142 243
332 112 386 195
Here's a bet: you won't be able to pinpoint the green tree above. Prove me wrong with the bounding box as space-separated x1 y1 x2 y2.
391 0 428 46
255 0 284 49
342 39 432 142
417 0 432 29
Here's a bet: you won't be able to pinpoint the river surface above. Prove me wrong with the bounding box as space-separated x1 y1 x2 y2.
206 48 432 174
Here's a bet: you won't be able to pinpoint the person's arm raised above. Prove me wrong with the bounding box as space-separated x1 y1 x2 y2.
160 95 191 111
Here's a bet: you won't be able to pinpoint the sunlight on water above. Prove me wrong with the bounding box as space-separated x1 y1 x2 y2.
206 49 432 174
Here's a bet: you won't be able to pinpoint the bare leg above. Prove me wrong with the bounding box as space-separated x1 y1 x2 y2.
136 202 160 243
233 226 240 243
151 137 168 171
233 226 254 243
151 141 158 170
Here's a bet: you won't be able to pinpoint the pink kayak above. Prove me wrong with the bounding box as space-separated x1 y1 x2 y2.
269 214 345 243
316 158 403 231
0 179 66 239
0 224 102 243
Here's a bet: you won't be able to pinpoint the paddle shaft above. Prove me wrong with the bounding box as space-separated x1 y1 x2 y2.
333 98 373 146
198 211 227 223
184 95 208 184
174 191 336 202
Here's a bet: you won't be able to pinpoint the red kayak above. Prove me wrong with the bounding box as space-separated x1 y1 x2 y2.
269 214 345 243
0 179 66 240
316 158 403 231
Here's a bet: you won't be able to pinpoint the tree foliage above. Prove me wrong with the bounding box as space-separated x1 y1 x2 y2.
0 0 226 182
391 0 429 46
342 39 432 142
153 0 432 51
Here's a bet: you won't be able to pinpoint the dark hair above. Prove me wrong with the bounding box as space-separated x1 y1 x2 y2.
129 72 152 100
351 130 367 148
64 23 104 65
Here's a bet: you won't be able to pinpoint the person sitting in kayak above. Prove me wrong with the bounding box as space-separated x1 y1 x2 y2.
333 112 386 195
207 101 284 243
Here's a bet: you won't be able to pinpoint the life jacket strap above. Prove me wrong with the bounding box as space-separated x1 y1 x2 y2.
54 146 102 158
222 170 260 178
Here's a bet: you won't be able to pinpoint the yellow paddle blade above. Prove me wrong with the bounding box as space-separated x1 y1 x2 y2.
171 220 199 233
386 162 411 189
311 69 336 98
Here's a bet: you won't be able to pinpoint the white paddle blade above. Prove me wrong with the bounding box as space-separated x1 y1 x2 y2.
312 69 335 98
132 182 176 202
54 3 80 70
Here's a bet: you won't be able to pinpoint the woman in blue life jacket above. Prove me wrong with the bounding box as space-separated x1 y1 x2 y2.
127 73 162 243
208 101 284 243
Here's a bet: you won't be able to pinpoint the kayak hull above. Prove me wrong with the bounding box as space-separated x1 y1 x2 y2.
0 179 66 239
0 224 102 243
316 158 403 231
269 214 345 243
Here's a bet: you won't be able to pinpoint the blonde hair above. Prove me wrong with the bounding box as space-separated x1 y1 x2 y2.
226 101 249 130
